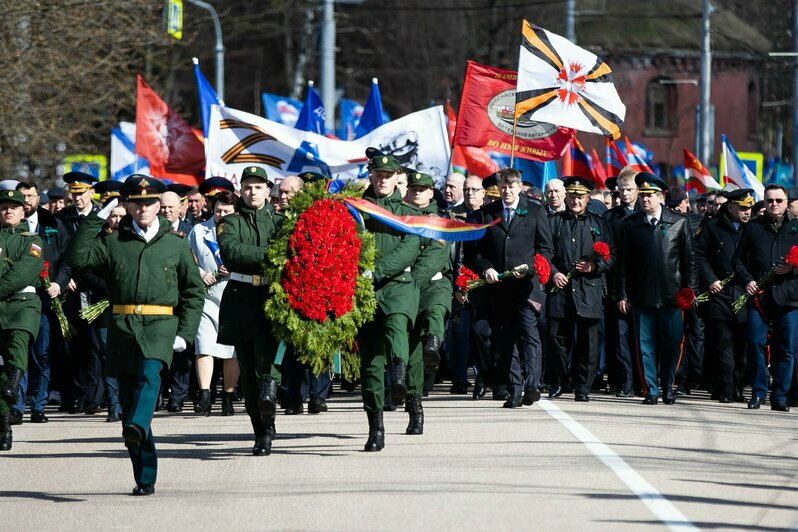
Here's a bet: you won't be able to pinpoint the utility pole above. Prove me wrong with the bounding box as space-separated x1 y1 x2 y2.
187 0 225 101
699 0 712 165
320 0 336 132
565 0 576 43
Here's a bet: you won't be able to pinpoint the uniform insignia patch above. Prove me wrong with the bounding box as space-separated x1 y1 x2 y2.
695 227 702 237
382 157 388 164
29 243 42 258
217 223 224 235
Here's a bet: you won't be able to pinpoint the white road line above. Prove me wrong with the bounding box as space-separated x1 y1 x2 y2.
538 399 698 532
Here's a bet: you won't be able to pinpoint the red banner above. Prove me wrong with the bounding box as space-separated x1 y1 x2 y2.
453 61 573 162
135 75 205 185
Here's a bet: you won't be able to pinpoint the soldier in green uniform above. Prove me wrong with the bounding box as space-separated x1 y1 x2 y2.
0 190 44 451
65 175 204 495
403 171 452 435
216 166 284 456
359 149 420 452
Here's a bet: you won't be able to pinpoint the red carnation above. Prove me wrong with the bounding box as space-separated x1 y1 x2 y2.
455 266 480 292
785 245 798 269
40 260 50 279
675 287 696 310
533 253 551 285
592 241 610 262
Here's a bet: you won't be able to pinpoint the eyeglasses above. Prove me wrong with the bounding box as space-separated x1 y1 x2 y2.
765 198 785 204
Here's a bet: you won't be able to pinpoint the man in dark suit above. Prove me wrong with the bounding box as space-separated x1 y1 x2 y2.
617 172 697 405
547 177 615 402
468 168 554 408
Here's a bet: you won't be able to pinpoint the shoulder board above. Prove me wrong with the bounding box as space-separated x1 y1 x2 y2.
20 231 37 237
169 230 186 238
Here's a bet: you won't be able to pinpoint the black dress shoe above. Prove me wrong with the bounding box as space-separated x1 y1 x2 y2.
131 484 155 496
84 403 100 415
284 402 304 415
616 385 633 398
503 396 523 408
449 381 469 395
674 383 691 396
522 389 541 405
472 384 486 400
718 395 733 404
122 424 145 447
734 392 746 403
548 386 563 398
788 398 798 408
31 411 48 423
574 393 590 402
747 396 766 409
641 395 658 405
308 397 328 414
8 409 23 426
662 393 676 405
492 389 509 401
106 412 121 423
771 401 791 412
166 399 183 413
252 435 272 456
388 358 407 405
422 335 441 372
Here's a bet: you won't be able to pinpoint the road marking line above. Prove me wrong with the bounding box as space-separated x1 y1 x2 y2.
538 399 698 532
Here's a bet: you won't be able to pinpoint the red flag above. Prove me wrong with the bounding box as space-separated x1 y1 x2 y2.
624 137 653 173
570 137 593 181
608 138 628 176
135 75 205 185
448 98 500 178
445 99 457 145
453 61 573 162
684 148 722 193
590 149 607 188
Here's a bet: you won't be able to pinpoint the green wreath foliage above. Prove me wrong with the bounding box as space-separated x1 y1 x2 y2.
263 180 376 379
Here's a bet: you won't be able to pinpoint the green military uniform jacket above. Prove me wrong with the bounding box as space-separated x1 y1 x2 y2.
363 187 420 323
412 203 453 315
65 213 204 376
0 223 44 338
217 200 283 345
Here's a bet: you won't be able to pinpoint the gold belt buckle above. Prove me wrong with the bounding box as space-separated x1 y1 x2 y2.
134 304 143 315
252 275 262 286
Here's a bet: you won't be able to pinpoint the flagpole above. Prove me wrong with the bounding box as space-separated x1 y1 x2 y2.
510 116 518 167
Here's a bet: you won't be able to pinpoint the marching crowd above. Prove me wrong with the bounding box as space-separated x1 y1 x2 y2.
0 148 797 495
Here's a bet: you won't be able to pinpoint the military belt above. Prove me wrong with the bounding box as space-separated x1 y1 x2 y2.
112 304 174 316
229 272 265 286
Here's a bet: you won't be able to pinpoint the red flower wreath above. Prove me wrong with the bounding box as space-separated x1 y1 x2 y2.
785 245 798 269
675 287 696 310
592 241 610 262
533 253 551 285
282 199 361 323
455 266 480 292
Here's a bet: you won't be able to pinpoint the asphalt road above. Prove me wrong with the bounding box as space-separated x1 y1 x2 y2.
2 387 797 531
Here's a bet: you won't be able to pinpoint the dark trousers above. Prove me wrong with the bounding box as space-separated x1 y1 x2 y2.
548 316 600 395
358 311 410 412
491 297 541 398
235 329 280 438
283 347 332 404
16 314 50 414
677 309 705 386
604 304 635 390
118 355 163 487
66 323 101 410
704 318 746 399
94 328 121 416
0 330 33 416
747 305 798 402
634 307 683 397
167 345 194 404
446 301 471 386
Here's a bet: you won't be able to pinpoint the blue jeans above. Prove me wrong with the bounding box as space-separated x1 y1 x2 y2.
15 313 50 414
746 304 798 402
634 307 683 397
94 328 121 415
447 301 471 385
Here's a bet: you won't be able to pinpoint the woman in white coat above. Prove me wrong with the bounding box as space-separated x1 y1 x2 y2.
188 191 239 416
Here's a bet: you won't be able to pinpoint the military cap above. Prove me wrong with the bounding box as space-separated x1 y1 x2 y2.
94 180 124 205
240 166 273 186
695 193 708 204
63 171 99 194
605 176 619 192
299 171 329 184
482 172 500 198
121 174 166 203
167 183 193 200
0 179 21 191
407 171 434 189
788 186 798 201
39 192 49 205
727 188 755 208
635 172 667 193
665 187 688 208
0 189 25 206
563 176 594 195
47 187 65 199
198 176 235 197
366 147 400 173
753 200 765 213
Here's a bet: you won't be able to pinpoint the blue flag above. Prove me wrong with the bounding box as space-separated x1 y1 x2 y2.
262 93 302 127
354 78 389 138
338 98 363 141
295 83 326 135
203 237 223 268
193 58 222 139
488 151 556 190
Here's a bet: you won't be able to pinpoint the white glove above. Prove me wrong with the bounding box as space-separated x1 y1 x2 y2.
430 272 443 282
172 336 187 353
97 198 119 220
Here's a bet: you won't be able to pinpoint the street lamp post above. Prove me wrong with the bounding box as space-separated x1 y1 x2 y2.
187 0 225 101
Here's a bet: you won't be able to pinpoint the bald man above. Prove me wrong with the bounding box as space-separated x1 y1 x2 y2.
277 175 305 212
444 173 466 211
544 179 566 215
159 190 195 412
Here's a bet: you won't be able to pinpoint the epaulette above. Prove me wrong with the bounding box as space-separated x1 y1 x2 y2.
169 230 186 238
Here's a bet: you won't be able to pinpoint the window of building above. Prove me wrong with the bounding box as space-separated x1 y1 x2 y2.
645 78 677 134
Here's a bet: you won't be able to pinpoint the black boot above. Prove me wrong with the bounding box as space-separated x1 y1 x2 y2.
194 389 211 416
0 415 11 451
258 376 278 424
364 410 385 452
2 367 24 404
221 392 235 416
405 395 424 435
422 335 440 372
253 414 275 456
388 358 407 406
